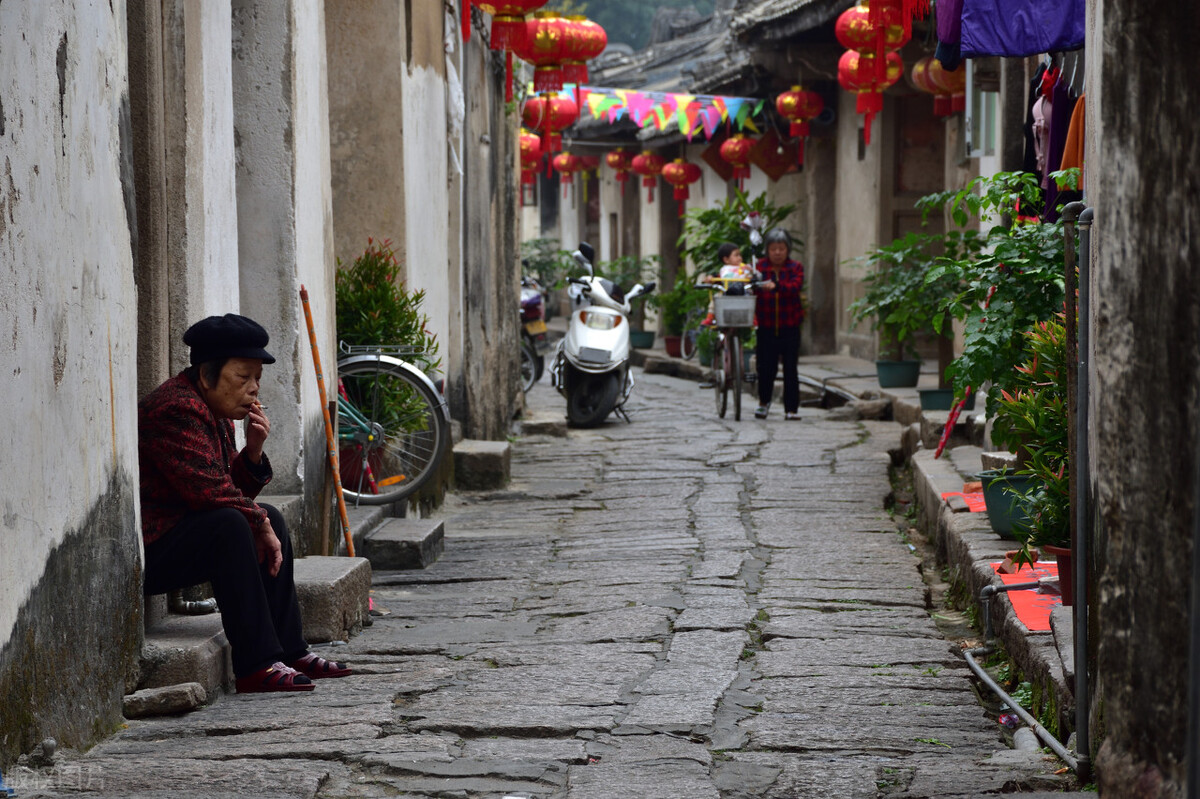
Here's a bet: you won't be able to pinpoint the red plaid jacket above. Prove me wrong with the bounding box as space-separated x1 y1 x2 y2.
755 257 805 331
138 373 272 545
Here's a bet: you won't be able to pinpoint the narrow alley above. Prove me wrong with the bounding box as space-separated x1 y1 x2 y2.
19 369 1078 798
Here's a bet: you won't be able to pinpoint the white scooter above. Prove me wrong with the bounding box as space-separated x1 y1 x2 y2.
550 242 655 427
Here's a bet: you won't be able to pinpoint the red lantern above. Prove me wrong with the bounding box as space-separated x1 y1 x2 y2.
927 57 967 113
661 158 703 216
630 150 665 203
520 129 542 183
522 92 578 154
578 154 601 173
468 1 549 102
775 86 824 166
910 56 951 117
560 16 607 86
869 0 929 42
517 12 570 93
838 49 903 145
606 148 633 194
552 152 584 197
836 1 909 86
719 134 754 189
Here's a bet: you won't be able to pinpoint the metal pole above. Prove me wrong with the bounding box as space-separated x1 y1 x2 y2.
1075 206 1093 783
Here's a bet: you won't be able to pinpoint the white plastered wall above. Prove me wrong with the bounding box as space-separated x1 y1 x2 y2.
0 0 139 646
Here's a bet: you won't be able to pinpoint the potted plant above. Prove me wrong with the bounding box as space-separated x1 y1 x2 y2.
848 223 978 390
648 280 709 357
989 314 1073 602
520 237 573 321
925 171 1072 415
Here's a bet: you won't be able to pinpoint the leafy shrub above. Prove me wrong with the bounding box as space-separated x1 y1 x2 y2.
335 238 440 374
678 189 796 275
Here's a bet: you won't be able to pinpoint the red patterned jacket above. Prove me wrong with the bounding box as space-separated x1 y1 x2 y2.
754 257 805 332
138 372 272 545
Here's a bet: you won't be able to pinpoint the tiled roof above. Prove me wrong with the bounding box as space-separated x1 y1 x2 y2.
730 0 855 40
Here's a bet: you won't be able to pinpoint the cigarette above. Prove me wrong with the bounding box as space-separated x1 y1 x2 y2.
255 402 268 411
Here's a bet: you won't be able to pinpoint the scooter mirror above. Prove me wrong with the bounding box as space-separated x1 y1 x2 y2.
642 281 656 293
577 242 595 264
571 250 593 276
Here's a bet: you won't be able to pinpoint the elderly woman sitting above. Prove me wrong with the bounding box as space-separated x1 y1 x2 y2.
139 314 350 693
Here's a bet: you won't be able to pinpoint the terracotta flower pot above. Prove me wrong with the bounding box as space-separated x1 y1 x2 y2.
1042 544 1073 606
664 335 682 358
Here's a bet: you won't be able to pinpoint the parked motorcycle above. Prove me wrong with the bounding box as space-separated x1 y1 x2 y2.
520 275 551 392
550 242 655 427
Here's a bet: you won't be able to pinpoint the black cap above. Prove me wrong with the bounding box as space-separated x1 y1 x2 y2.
183 314 276 365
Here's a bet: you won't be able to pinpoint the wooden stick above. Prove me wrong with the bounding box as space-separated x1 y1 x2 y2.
300 285 355 557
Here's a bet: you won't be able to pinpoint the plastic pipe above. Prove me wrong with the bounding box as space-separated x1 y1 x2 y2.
972 581 1079 772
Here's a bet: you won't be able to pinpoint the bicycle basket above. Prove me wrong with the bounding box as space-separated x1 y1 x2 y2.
713 295 756 328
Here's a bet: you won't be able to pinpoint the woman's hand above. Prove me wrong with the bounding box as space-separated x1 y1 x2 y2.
245 402 270 464
760 280 777 291
256 517 283 577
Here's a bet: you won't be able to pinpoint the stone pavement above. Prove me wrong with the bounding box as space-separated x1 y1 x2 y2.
12 366 1084 798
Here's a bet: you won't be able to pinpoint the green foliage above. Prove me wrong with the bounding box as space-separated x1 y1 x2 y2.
648 280 709 336
521 237 573 290
678 189 796 276
696 325 718 363
848 226 983 361
595 254 659 292
994 315 1071 551
921 172 1067 414
335 239 440 374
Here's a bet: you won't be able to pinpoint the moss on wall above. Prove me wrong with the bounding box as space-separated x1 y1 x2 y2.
0 472 143 766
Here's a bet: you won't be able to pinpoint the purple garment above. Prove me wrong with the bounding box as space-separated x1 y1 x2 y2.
937 0 964 45
1042 79 1078 220
961 0 1084 58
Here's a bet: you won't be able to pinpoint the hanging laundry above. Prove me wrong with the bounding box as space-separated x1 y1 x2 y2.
934 0 965 70
1059 94 1086 174
1021 61 1048 178
1042 80 1079 221
960 0 1085 58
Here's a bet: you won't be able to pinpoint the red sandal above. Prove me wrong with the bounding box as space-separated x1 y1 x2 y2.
289 652 352 679
235 662 315 693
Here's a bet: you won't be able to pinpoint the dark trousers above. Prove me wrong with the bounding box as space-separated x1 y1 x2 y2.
756 326 801 412
144 503 307 677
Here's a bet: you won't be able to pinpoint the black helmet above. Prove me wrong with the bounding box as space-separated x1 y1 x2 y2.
764 229 792 251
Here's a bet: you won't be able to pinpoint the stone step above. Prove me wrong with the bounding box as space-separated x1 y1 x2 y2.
360 517 444 570
139 613 232 699
294 555 372 644
453 438 511 490
518 409 568 437
335 502 391 556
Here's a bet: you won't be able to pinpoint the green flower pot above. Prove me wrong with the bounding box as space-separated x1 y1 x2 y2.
629 329 656 349
875 359 921 388
918 388 976 411
979 469 1040 539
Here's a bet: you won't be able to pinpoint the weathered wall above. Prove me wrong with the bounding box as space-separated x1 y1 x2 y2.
325 0 406 266
458 21 521 440
0 0 143 763
162 0 241 368
799 136 838 354
1091 0 1200 795
834 90 884 358
232 0 336 554
400 0 452 374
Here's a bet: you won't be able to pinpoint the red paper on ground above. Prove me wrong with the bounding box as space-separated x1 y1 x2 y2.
990 561 1060 632
942 491 987 512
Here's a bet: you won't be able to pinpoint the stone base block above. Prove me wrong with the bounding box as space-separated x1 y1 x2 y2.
294 556 372 644
521 410 568 437
453 439 511 490
361 518 444 570
140 613 232 697
124 682 207 718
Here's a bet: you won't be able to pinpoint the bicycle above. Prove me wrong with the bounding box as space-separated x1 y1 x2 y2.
335 342 451 505
679 305 708 360
698 277 757 420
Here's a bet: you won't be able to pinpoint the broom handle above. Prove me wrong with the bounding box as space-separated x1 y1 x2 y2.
300 285 355 557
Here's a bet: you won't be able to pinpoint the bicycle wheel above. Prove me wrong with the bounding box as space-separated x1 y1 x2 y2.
731 334 743 421
713 331 728 418
336 354 450 505
519 340 538 393
681 327 700 360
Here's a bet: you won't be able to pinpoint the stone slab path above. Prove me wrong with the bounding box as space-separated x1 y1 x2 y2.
18 369 1076 798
